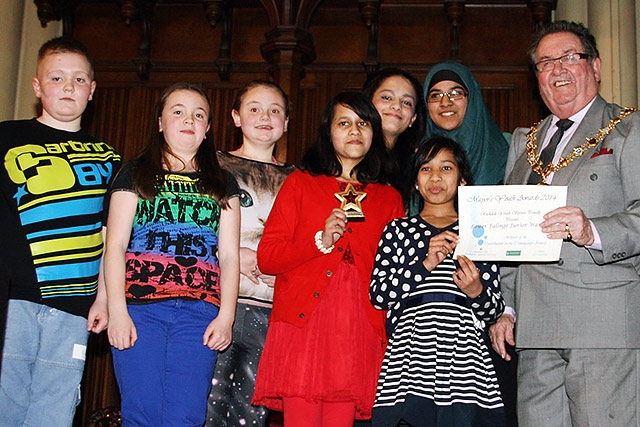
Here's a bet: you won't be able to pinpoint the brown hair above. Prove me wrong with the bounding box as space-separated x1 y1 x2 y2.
37 37 94 78
231 79 291 148
132 82 230 206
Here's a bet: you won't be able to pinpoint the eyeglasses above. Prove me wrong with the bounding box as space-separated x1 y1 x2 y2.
535 52 591 72
426 89 467 103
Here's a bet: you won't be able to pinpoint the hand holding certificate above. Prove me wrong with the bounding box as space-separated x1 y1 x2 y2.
454 185 567 261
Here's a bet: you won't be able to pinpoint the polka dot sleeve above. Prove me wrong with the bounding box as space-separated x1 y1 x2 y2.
370 218 433 310
469 262 505 324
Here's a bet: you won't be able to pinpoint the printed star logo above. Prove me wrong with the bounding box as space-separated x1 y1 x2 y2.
13 185 29 205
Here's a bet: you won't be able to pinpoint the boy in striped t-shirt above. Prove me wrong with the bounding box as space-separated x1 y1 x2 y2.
0 36 120 427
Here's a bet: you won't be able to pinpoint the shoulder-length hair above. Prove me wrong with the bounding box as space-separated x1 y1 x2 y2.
362 68 426 202
301 91 391 184
412 135 474 212
132 82 229 206
362 67 426 154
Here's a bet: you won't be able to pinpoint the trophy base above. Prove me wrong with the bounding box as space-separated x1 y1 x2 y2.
346 213 365 222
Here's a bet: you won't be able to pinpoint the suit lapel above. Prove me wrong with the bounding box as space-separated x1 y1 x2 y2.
508 119 554 184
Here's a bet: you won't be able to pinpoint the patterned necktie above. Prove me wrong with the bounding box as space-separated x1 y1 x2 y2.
528 118 574 184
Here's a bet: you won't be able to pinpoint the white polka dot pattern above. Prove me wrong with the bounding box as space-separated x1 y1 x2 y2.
369 216 505 415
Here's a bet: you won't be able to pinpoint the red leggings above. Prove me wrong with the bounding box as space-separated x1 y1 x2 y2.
282 397 357 427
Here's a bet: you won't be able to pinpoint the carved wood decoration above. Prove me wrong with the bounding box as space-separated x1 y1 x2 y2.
444 0 465 60
203 0 225 27
203 0 233 80
28 2 558 425
359 0 380 76
257 0 320 161
217 8 233 80
34 0 57 26
34 0 79 35
119 0 137 25
119 0 156 80
527 0 558 31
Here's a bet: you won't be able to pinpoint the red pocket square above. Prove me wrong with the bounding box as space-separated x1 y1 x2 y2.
591 147 613 158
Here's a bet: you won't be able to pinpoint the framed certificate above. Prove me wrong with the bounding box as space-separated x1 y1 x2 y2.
454 185 567 262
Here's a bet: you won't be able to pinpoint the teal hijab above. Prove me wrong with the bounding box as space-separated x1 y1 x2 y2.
422 62 509 186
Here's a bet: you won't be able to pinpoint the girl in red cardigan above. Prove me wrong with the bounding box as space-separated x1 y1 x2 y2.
253 92 405 426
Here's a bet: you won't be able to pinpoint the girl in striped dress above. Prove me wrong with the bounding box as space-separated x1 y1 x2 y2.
370 135 506 427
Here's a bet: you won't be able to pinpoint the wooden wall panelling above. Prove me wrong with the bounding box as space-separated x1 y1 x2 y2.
482 85 515 134
75 2 140 67
474 68 540 133
84 87 130 156
289 83 320 165
94 86 155 160
309 7 367 64
74 1 547 162
377 4 450 64
459 5 533 65
208 86 243 152
230 7 271 65
153 3 219 64
86 85 246 162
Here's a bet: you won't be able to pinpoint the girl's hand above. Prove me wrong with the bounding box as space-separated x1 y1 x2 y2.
239 248 276 287
453 255 483 298
240 247 261 284
107 311 138 350
247 263 277 288
423 230 458 271
260 273 276 288
322 208 348 248
203 316 233 351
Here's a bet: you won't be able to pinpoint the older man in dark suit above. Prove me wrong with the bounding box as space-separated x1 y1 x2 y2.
490 20 640 427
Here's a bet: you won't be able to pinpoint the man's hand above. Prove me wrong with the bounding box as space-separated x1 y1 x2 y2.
489 313 515 361
541 206 594 247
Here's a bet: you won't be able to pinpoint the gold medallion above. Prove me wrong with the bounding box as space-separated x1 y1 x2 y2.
526 107 636 184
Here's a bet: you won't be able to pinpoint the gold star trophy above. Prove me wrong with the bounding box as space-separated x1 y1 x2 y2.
335 183 366 222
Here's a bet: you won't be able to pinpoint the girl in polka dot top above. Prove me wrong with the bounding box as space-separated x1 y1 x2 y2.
369 135 506 427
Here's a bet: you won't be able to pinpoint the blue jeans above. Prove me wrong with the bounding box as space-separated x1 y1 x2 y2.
112 299 220 427
0 299 89 427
